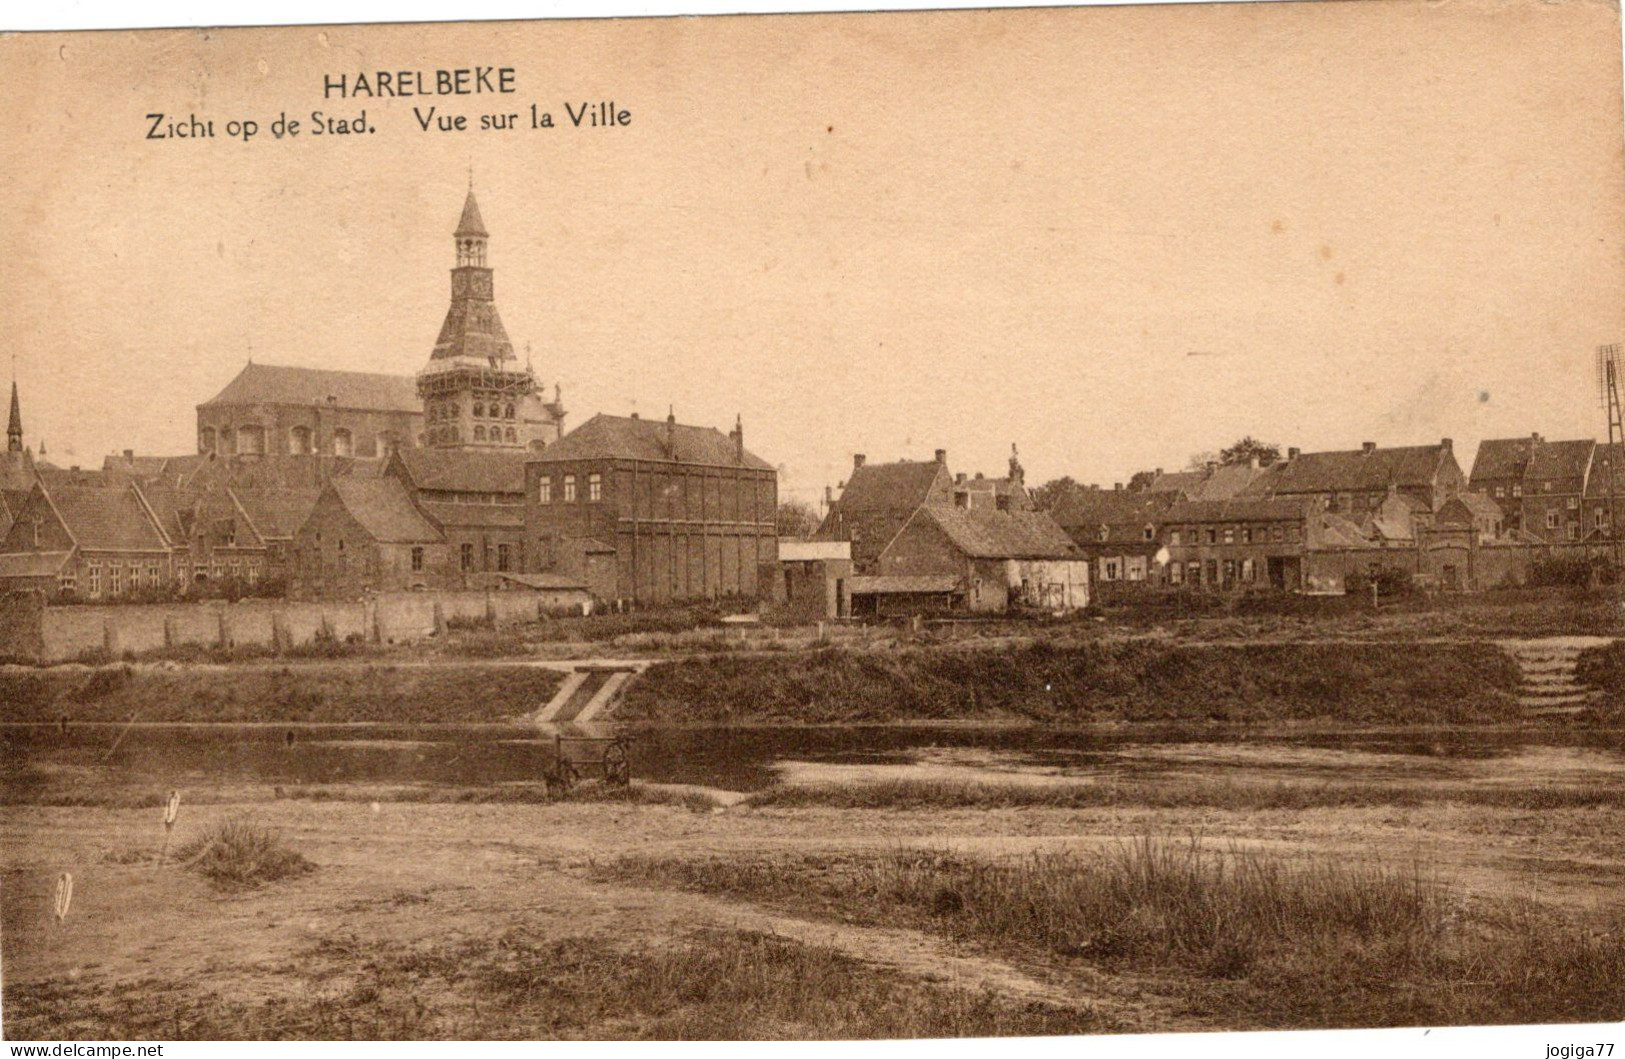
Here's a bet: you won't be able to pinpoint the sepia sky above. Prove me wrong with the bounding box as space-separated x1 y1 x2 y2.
2 0 1623 502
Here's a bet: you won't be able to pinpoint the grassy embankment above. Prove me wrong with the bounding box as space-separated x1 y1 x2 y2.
604 839 1625 1030
617 640 1524 725
5 925 1097 1040
0 663 564 724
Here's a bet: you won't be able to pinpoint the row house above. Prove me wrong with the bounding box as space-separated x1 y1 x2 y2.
1467 435 1625 544
524 411 778 605
1239 439 1465 514
1048 486 1177 589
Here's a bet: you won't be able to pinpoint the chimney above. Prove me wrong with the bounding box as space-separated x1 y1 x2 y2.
729 414 743 464
934 448 947 465
630 412 639 420
1362 441 1376 454
1531 432 1541 443
666 406 676 459
123 449 133 460
1154 467 1163 477
1114 482 1123 491
824 484 833 506
955 472 967 485
853 453 866 470
1205 460 1217 474
1287 446 1301 460
1441 437 1453 452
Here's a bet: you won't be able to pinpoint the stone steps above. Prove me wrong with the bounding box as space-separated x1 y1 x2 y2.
1502 637 1608 716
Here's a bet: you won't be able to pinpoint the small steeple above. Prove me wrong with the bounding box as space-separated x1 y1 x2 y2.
1008 442 1024 487
7 378 22 454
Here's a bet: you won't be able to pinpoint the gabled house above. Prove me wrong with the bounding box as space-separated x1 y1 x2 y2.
863 502 1087 614
814 451 954 573
287 478 448 598
0 479 174 599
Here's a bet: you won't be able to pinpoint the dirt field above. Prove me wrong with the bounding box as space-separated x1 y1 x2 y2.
3 734 1623 1038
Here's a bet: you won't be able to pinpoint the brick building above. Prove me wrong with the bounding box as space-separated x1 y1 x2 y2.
386 448 528 588
523 412 778 605
814 452 954 572
0 479 174 598
197 363 424 461
287 478 448 598
1048 486 1178 590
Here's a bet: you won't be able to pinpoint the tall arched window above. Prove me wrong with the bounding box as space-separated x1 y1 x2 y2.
219 428 235 454
474 426 486 442
238 425 266 455
505 404 515 420
332 429 353 458
505 427 516 444
199 427 216 453
474 402 485 419
288 426 311 455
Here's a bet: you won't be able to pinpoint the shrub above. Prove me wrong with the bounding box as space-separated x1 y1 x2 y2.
173 819 314 888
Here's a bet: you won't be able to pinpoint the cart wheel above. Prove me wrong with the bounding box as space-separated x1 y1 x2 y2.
603 741 631 788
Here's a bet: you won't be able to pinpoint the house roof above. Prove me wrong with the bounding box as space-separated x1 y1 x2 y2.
1144 470 1205 495
919 505 1078 560
822 460 950 517
230 487 323 540
134 482 199 544
1316 512 1376 549
1243 444 1454 497
1438 491 1504 524
0 550 71 579
1524 439 1594 484
1584 444 1625 498
531 413 774 471
395 448 528 494
329 479 442 544
46 484 170 552
1186 463 1269 501
1165 497 1309 523
1049 488 1177 530
1469 436 1540 483
201 362 421 414
848 574 962 595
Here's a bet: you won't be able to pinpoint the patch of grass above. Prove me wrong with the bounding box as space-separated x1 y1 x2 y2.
603 840 1625 1029
173 819 314 889
272 780 724 811
4 928 1102 1040
0 663 563 723
615 640 1524 725
742 777 1625 812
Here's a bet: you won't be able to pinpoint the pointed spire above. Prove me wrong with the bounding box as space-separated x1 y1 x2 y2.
8 377 22 453
455 186 488 238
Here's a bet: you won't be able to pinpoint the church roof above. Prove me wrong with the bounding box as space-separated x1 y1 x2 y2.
455 188 488 237
201 363 420 414
531 413 774 471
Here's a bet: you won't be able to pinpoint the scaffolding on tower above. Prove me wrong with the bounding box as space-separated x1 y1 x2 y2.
1597 343 1625 572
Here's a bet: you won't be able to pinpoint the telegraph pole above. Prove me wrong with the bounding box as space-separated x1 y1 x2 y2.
1598 344 1624 573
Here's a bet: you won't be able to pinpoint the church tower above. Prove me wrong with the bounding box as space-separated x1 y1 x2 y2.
417 185 567 450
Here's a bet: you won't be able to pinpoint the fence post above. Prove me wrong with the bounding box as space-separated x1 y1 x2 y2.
163 614 176 649
217 608 233 648
433 601 447 637
272 610 291 654
102 616 119 658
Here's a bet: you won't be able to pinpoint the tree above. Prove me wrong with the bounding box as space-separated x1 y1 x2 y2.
1126 469 1158 492
1218 436 1282 467
776 498 823 539
1029 476 1081 512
